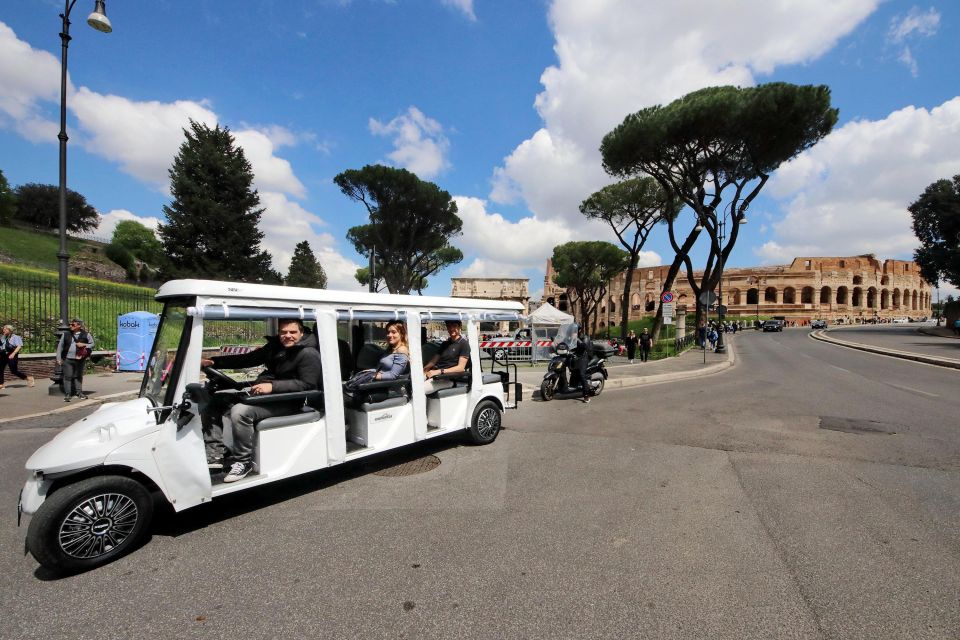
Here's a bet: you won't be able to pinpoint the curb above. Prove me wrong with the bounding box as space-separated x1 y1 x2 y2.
519 343 736 401
0 389 139 425
809 330 960 370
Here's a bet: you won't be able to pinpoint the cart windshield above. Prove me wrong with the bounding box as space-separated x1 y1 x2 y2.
141 299 192 406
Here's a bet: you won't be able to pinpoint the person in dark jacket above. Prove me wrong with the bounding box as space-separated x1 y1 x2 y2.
55 318 94 401
574 325 593 404
624 330 638 364
200 318 322 482
639 328 653 362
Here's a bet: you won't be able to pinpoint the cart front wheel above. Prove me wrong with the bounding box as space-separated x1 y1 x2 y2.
27 475 153 573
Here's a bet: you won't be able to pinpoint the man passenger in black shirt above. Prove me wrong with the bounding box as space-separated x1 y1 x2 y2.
423 320 470 393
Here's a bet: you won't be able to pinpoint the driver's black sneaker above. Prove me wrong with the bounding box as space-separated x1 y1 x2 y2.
224 461 255 483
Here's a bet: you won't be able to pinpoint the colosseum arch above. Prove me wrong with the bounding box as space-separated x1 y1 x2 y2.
912 290 918 310
892 288 901 307
764 286 777 303
783 287 796 304
801 286 814 304
558 293 568 311
609 297 617 314
901 289 910 309
881 289 890 309
836 286 848 305
645 294 655 312
747 288 759 305
820 286 832 304
631 292 641 309
729 288 742 304
852 287 862 307
867 287 877 308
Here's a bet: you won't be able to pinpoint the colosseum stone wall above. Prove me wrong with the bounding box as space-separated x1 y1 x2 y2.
543 254 932 327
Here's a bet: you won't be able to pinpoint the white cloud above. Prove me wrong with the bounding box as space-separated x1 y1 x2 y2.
369 106 451 179
887 7 939 76
491 0 879 227
758 98 960 263
440 0 476 21
233 129 307 198
458 258 528 279
257 191 362 290
0 22 63 142
888 7 940 42
454 195 574 269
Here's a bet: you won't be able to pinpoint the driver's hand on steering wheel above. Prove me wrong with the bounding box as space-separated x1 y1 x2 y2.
201 358 214 368
250 382 273 396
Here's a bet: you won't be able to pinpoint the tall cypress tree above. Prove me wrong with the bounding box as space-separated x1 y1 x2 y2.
159 120 276 282
286 240 327 288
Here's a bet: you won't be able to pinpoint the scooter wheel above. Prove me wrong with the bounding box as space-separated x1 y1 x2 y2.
590 376 605 397
540 379 556 401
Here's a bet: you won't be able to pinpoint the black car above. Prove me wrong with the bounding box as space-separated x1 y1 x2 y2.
762 320 783 332
811 319 827 329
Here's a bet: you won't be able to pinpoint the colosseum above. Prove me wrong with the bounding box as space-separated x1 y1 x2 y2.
544 255 933 327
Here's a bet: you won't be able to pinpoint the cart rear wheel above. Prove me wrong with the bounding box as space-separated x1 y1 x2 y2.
466 400 502 445
27 475 153 573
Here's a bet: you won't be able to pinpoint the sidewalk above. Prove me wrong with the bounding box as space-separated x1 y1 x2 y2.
516 339 734 400
0 370 143 424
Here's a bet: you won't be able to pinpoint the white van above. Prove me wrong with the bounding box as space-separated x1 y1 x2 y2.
18 280 523 572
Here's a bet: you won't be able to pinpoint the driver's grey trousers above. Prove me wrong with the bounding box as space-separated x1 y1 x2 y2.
204 398 303 463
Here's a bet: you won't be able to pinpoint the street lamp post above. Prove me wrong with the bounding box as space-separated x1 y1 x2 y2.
56 0 112 349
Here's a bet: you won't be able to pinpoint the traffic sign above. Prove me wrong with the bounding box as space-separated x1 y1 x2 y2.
661 291 675 304
662 302 675 316
698 291 717 306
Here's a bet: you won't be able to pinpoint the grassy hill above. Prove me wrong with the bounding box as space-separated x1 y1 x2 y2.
0 225 116 271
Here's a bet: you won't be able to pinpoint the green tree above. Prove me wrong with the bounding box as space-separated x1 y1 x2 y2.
0 170 16 226
334 165 463 294
909 174 960 289
601 83 837 335
354 267 386 293
111 220 164 266
580 177 682 338
286 240 327 288
12 182 100 232
551 241 629 333
158 120 277 282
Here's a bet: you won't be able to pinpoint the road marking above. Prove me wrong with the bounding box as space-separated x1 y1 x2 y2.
827 363 852 374
884 382 939 398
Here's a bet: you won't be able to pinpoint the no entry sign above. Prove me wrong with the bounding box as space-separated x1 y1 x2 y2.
661 291 675 304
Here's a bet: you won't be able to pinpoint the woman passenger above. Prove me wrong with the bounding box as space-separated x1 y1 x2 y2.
373 321 410 380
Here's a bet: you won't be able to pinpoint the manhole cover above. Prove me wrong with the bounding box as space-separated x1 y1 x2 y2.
819 416 897 435
373 454 441 477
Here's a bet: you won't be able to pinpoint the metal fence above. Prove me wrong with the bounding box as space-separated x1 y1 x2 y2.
0 269 161 354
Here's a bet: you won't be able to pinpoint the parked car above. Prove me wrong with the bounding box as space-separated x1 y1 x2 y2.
892 317 909 324
811 319 827 329
762 319 783 332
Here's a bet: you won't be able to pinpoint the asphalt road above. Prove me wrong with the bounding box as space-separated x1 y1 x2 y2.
1 330 958 639
827 324 960 360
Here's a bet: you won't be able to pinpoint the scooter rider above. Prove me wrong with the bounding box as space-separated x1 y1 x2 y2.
574 325 593 404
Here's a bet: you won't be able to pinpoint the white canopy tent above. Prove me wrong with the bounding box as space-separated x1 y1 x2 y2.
526 302 574 325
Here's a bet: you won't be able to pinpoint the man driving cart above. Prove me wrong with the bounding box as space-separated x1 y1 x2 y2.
200 318 322 482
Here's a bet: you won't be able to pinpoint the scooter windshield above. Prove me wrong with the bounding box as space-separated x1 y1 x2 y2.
554 323 580 349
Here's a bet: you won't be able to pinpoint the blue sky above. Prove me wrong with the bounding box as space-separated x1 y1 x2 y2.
2 1 959 299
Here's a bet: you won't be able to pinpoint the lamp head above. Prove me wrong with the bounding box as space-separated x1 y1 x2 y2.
738 216 748 225
87 0 112 33
694 222 703 232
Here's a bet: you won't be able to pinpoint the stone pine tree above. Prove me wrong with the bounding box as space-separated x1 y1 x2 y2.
159 120 280 282
551 241 629 333
334 164 463 294
580 177 682 338
286 240 328 288
909 174 960 289
601 83 837 337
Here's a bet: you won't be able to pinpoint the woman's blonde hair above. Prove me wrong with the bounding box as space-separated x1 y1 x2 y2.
386 320 409 352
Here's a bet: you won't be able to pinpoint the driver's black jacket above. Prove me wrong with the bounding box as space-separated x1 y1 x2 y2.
210 330 322 392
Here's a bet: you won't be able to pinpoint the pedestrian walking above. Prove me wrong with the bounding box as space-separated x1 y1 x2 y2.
55 318 95 401
639 328 653 362
625 330 638 363
0 325 35 389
